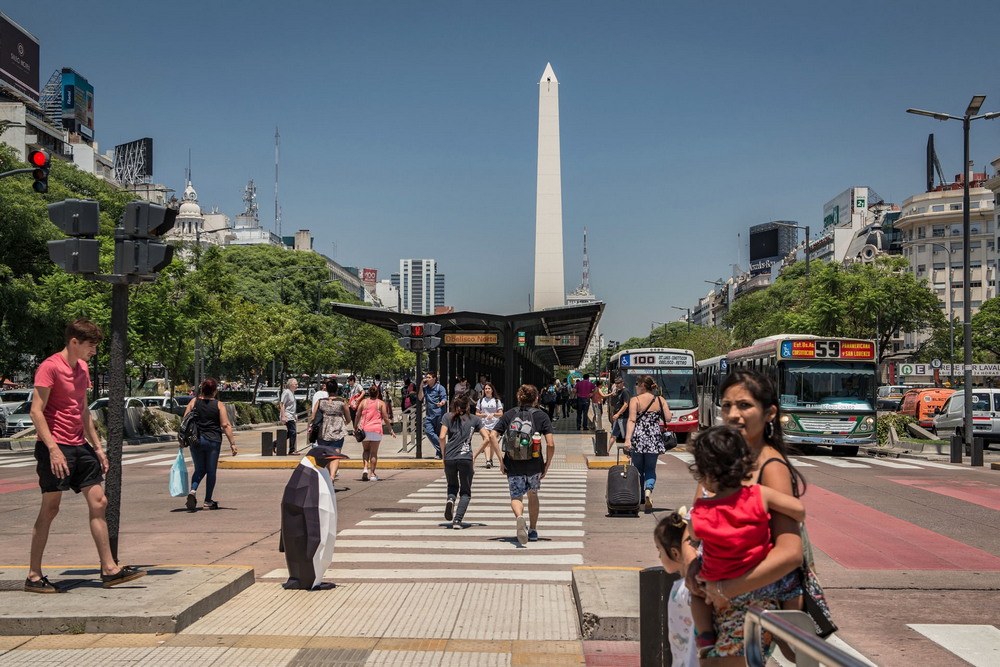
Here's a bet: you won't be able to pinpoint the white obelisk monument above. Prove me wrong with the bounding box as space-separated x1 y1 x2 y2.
532 62 566 310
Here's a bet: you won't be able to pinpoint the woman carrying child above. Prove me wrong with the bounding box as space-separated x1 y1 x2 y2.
439 395 491 529
688 425 805 659
686 369 810 665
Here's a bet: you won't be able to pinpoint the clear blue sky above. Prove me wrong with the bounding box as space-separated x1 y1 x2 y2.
11 1 1000 341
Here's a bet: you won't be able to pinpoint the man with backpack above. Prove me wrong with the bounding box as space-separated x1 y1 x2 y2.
488 384 555 545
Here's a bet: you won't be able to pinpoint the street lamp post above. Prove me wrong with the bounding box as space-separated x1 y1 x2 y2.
772 223 811 279
649 321 667 347
908 95 999 466
929 242 955 381
317 278 338 313
671 305 691 332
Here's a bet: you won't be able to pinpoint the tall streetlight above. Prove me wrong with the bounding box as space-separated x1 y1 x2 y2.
772 222 811 279
317 278 338 313
908 95 999 465
649 321 667 347
929 242 955 381
671 305 691 332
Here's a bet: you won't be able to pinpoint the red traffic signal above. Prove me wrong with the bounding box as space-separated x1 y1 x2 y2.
411 324 424 337
28 150 50 193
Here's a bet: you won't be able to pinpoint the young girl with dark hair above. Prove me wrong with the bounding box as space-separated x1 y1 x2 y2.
439 395 490 529
182 377 237 510
687 426 805 659
653 509 699 666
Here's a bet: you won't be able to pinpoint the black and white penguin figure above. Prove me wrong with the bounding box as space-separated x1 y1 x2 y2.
279 445 344 590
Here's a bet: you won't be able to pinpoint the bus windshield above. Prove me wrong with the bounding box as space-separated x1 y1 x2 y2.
623 369 697 409
778 361 877 412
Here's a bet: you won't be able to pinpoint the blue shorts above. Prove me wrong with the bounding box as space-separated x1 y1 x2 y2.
507 473 541 499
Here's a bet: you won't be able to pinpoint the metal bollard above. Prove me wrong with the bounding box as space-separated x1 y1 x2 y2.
275 430 287 456
950 434 962 463
639 565 679 666
261 431 273 456
594 429 609 457
972 436 984 467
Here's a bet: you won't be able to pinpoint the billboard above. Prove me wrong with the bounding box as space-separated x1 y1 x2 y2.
749 228 780 261
114 138 154 184
361 268 377 291
60 69 94 140
0 13 40 101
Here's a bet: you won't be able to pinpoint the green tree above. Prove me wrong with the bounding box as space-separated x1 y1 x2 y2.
972 297 1000 360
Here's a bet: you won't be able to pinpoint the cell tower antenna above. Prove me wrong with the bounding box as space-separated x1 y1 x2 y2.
242 179 258 221
274 127 281 238
581 226 590 292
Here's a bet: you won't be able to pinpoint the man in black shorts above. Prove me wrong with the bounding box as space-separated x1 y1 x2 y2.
26 319 145 593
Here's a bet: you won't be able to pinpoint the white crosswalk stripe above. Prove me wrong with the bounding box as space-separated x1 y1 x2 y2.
664 451 977 472
908 624 1000 666
261 468 590 583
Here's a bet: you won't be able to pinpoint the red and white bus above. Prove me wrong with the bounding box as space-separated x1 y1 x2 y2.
607 347 699 442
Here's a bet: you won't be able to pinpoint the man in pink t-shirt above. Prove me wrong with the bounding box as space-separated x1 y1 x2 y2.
573 375 596 430
26 319 145 594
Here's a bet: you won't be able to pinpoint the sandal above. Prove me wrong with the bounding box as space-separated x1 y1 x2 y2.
101 565 146 588
24 575 62 594
204 500 219 510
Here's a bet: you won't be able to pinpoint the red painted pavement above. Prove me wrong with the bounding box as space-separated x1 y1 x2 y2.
803 485 1000 570
0 478 37 494
887 477 1000 512
583 641 640 666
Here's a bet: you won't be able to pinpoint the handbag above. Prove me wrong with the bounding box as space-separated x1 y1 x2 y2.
168 447 189 497
308 402 325 444
354 429 366 442
800 563 837 638
639 397 677 451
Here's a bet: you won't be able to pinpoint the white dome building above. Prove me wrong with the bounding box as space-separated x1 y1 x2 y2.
171 179 205 242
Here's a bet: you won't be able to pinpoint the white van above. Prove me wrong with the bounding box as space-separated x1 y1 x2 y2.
932 388 1000 444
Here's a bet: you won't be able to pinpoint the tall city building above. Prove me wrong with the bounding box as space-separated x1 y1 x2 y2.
390 259 446 316
532 63 566 310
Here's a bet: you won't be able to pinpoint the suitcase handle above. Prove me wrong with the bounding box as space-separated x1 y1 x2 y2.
616 445 629 467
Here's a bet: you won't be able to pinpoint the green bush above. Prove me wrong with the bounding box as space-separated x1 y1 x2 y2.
876 413 916 446
138 408 170 436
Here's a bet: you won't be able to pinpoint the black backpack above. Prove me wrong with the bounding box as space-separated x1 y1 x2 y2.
178 409 200 448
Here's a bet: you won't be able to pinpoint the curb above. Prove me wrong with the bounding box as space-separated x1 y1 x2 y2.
572 567 641 641
220 458 443 470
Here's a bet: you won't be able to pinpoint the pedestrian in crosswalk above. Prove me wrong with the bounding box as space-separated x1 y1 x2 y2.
489 385 555 545
439 395 491 529
472 382 503 468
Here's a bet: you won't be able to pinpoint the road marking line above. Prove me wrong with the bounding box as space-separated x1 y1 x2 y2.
905 460 974 470
394 512 586 519
861 458 922 469
356 519 583 527
335 539 585 550
329 552 584 565
908 624 1000 667
0 456 36 466
259 567 572 581
808 456 870 468
338 528 585 537
398 498 583 506
121 453 179 465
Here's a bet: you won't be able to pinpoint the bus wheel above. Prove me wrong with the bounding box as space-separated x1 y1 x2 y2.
834 446 859 457
675 432 688 444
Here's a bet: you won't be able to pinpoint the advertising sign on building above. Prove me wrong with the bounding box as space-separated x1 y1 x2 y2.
114 138 154 184
361 268 377 291
60 69 94 140
0 13 40 101
748 222 795 277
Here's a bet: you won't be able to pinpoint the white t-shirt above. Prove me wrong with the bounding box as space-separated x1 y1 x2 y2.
476 396 503 430
668 579 698 666
312 390 329 409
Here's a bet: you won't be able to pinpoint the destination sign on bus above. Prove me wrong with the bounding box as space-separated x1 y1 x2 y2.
779 340 875 360
620 353 693 368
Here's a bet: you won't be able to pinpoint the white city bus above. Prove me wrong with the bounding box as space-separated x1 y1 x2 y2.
607 347 699 442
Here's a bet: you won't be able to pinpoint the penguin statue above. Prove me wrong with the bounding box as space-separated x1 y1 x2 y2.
279 446 345 590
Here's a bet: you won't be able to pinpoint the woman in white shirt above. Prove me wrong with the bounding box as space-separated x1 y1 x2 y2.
472 383 503 469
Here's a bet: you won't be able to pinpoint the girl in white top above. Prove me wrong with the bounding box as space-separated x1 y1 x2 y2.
472 382 504 469
653 508 699 667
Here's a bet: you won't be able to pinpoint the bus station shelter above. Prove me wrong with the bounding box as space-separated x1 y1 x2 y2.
327 302 605 407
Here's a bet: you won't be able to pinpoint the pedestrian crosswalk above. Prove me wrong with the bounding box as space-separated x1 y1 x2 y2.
0 451 181 468
661 451 975 471
261 469 590 583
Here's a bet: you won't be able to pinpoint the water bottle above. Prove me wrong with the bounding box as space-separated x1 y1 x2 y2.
531 432 542 458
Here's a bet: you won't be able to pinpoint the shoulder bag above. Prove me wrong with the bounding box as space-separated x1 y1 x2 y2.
639 396 677 451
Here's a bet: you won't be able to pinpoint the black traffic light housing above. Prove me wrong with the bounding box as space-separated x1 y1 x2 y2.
114 201 178 278
28 150 50 193
46 199 101 274
397 322 442 351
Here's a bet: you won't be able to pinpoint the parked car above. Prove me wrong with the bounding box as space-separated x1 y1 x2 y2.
294 387 315 402
897 387 955 429
126 396 179 410
175 395 196 409
1 389 33 419
876 385 909 411
256 387 281 403
3 400 33 436
932 388 1000 444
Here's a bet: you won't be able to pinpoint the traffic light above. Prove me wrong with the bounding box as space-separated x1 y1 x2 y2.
397 322 442 351
114 201 178 277
46 199 101 274
28 150 49 193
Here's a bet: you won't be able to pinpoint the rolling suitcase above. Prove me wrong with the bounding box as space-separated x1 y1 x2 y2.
606 446 641 516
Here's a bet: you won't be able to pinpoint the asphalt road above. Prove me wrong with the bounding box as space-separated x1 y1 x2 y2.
1 436 998 666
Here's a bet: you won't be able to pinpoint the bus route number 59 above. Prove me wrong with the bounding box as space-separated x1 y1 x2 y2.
815 341 840 358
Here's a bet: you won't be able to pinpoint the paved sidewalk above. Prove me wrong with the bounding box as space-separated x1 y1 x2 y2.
0 424 645 666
